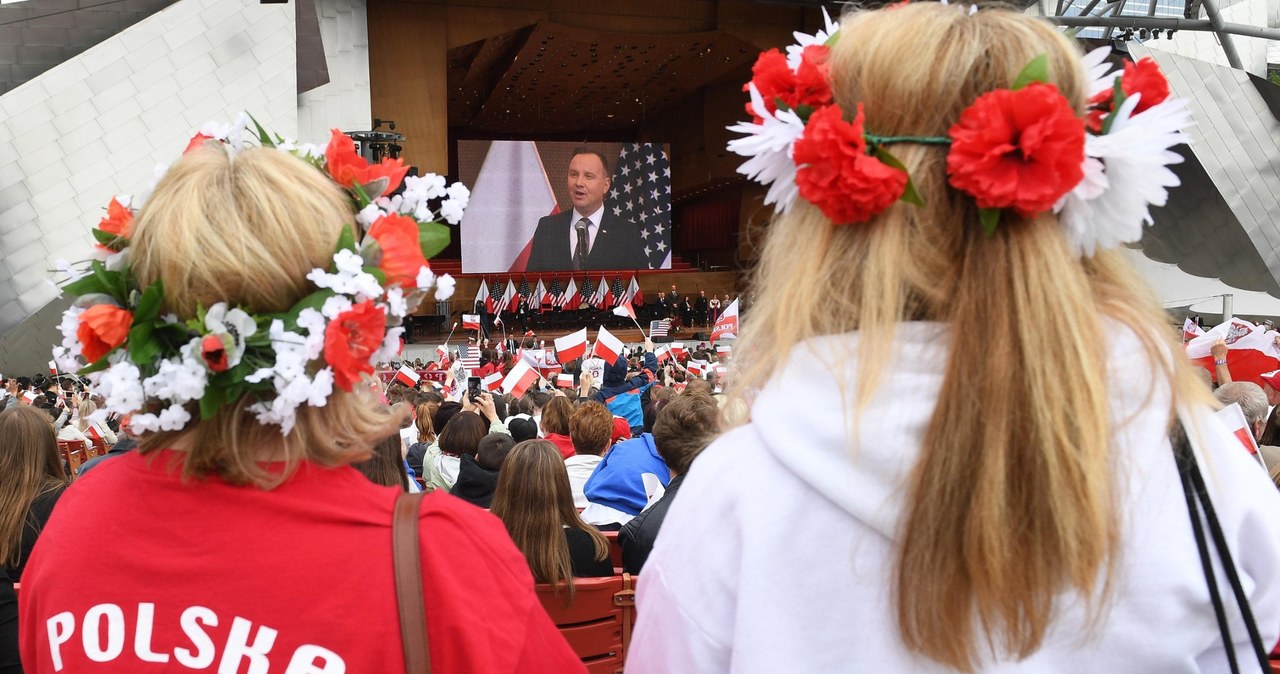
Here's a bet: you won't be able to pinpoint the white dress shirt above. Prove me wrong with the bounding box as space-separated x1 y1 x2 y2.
567 206 604 260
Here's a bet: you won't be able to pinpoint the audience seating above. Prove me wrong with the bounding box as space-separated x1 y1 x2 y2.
536 574 637 674
56 440 86 478
602 530 624 571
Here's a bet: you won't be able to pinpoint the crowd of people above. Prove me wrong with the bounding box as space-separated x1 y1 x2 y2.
4 3 1280 673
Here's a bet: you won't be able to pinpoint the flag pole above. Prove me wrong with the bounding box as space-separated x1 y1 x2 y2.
443 321 458 345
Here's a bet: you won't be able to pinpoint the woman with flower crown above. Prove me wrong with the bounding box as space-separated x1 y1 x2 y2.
18 126 584 672
627 4 1280 673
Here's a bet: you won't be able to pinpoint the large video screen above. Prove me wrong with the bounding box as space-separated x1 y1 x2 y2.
458 141 673 274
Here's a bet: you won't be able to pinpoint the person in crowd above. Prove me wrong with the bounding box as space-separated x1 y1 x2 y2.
1214 382 1280 480
526 148 647 271
491 440 614 601
643 387 674 433
539 396 577 459
421 410 489 492
408 400 456 479
694 290 708 327
352 433 411 491
451 433 515 508
592 339 657 435
73 399 117 447
620 392 719 574
708 293 722 325
627 5 1280 672
20 139 581 672
563 402 613 511
506 415 539 443
0 407 69 674
583 418 671 529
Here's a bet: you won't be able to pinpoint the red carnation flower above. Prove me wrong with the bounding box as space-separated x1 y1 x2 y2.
184 133 216 154
201 334 229 373
97 197 133 240
947 83 1085 216
368 213 429 287
324 129 410 198
793 104 908 225
324 300 386 391
743 46 833 121
78 305 133 364
1086 57 1170 132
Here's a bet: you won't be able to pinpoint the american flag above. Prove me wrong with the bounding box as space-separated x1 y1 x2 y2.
550 278 563 298
459 344 481 372
519 277 531 298
611 277 624 302
607 142 672 270
579 276 593 304
650 319 671 337
490 279 503 307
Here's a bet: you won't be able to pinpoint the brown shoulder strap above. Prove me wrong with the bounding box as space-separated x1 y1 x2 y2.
393 491 430 674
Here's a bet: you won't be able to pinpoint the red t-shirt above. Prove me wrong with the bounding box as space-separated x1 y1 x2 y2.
544 434 576 460
19 450 585 673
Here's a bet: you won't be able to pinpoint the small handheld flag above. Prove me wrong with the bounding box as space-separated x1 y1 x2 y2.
393 366 420 388
554 328 589 362
593 326 624 364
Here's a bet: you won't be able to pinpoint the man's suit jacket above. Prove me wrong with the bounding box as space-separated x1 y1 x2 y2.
526 209 649 272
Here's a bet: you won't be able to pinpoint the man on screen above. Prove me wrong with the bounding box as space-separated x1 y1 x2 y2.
527 148 648 272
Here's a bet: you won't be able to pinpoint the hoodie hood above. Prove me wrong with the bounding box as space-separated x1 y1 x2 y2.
751 324 946 540
603 355 628 386
449 454 499 508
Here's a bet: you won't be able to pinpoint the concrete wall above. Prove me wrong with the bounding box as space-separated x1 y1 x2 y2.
298 0 372 144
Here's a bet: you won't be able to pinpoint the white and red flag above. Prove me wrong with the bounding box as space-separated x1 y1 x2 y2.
716 344 732 357
670 342 686 358
500 279 519 312
711 299 739 342
436 344 449 363
1183 317 1206 343
475 279 492 314
462 314 481 332
593 326 624 364
655 345 672 363
1214 402 1263 462
590 275 611 310
502 359 539 397
1185 317 1280 386
612 302 637 321
530 278 547 313
48 360 57 376
555 328 589 362
459 141 560 273
557 373 576 388
393 365 420 388
482 371 504 392
85 425 102 442
687 360 707 377
560 278 581 310
627 275 643 305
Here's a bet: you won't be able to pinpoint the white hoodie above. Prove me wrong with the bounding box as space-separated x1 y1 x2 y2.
627 323 1280 673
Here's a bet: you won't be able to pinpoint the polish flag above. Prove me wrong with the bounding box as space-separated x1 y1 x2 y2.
555 328 588 362
394 366 420 387
475 280 491 313
482 371 504 392
1183 317 1205 343
655 345 671 363
627 275 643 306
711 299 739 342
557 373 576 388
436 344 449 363
1186 317 1280 386
591 275 611 309
459 141 559 273
48 360 57 376
716 344 732 356
670 342 686 358
1215 402 1262 458
85 425 102 442
593 326 624 364
530 278 547 313
501 359 539 397
687 360 707 377
612 302 636 321
462 314 481 332
560 278 581 310
502 278 519 312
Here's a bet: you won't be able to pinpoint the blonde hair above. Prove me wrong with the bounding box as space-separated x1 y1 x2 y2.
76 399 97 432
130 144 403 487
726 5 1211 670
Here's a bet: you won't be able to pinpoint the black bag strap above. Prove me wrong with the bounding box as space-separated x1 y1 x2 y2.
1172 420 1272 673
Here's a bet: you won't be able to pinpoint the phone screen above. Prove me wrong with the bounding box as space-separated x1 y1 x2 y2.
467 376 482 400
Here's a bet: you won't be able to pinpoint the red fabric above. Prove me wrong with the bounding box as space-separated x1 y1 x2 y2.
19 450 584 674
545 433 577 460
476 362 498 379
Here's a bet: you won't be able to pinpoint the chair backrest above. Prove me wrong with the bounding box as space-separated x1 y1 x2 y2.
57 440 85 479
536 574 636 674
601 530 623 571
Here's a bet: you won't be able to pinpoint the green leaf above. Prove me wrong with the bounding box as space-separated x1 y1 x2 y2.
78 355 113 376
91 262 128 302
247 113 274 147
64 270 109 297
1100 79 1128 135
979 208 1002 236
1012 54 1050 90
133 280 165 324
336 224 357 253
200 385 226 421
128 322 159 364
91 229 126 249
872 146 925 207
418 221 451 259
351 181 372 207
363 265 386 286
824 30 840 48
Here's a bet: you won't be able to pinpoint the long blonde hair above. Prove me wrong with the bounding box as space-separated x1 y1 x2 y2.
0 407 69 568
726 5 1210 670
491 440 608 602
130 144 404 487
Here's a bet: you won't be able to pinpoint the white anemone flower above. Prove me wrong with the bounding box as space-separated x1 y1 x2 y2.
786 7 839 70
727 83 807 213
1056 93 1192 256
204 303 257 369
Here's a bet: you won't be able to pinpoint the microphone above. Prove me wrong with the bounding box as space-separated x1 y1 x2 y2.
575 220 588 234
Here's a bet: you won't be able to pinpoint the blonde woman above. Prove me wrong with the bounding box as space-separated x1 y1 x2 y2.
20 140 582 672
628 5 1280 673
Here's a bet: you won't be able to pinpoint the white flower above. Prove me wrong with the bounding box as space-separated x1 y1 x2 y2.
306 250 384 301
1056 93 1192 256
412 201 435 222
404 174 447 202
446 182 470 206
204 303 257 369
321 295 354 321
143 347 208 405
1081 45 1120 100
416 266 435 290
308 368 335 407
385 286 408 318
130 413 160 434
374 326 405 364
104 248 131 272
57 306 85 364
434 273 456 301
356 203 388 230
97 361 145 414
439 198 466 225
726 83 807 213
785 7 839 70
200 112 251 152
295 308 328 361
157 404 192 432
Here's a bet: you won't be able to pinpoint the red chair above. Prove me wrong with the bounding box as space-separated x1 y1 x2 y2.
601 530 624 572
56 440 85 479
536 574 636 674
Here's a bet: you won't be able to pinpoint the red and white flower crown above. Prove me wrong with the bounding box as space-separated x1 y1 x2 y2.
727 7 1192 255
52 114 467 435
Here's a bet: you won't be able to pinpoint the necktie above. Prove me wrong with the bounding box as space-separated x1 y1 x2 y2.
573 218 590 270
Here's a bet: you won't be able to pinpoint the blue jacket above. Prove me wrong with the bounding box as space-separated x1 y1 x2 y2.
584 433 671 516
593 350 657 429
